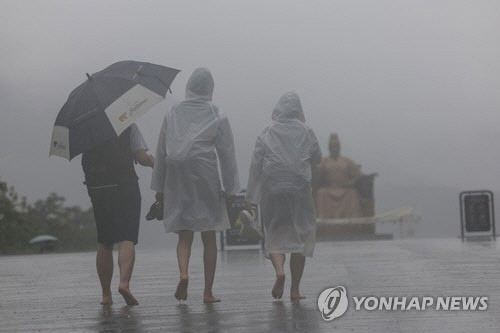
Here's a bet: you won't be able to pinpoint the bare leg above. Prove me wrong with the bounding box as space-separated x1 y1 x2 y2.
96 244 114 305
201 231 221 303
175 230 194 300
269 253 286 299
290 253 306 301
118 241 139 305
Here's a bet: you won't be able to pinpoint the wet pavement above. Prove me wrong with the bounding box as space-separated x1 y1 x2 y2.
1 238 500 332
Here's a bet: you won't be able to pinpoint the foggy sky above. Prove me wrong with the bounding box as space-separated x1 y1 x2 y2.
1 1 499 239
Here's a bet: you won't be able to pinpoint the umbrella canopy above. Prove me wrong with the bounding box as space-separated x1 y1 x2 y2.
29 235 58 244
50 61 180 160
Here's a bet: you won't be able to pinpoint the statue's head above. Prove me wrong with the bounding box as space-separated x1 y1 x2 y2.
329 133 341 158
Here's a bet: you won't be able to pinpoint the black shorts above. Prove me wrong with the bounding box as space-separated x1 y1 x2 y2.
87 180 141 245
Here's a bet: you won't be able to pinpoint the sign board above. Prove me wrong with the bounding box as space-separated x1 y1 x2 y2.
460 190 495 240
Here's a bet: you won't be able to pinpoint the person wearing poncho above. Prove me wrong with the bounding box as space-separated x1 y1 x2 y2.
244 91 322 300
151 67 240 303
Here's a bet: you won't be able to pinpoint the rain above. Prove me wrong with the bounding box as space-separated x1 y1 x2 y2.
2 1 499 242
1 1 500 331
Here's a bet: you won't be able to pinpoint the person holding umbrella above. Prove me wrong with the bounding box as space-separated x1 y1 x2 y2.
151 67 240 303
50 61 180 305
83 124 154 305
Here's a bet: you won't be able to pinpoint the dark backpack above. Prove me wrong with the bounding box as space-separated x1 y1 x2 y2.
81 127 137 186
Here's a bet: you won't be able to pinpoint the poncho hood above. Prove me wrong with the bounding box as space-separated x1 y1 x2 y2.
271 91 305 122
185 67 214 101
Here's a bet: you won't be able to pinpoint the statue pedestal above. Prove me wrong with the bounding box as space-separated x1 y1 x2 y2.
316 222 393 242
316 222 392 241
316 218 391 241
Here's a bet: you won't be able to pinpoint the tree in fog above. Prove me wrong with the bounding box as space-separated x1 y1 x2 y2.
0 179 96 254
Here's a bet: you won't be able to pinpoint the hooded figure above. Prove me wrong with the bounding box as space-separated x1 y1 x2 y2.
151 68 240 233
245 91 322 258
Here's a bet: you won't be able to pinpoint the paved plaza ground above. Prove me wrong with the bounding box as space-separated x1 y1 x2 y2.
1 238 500 332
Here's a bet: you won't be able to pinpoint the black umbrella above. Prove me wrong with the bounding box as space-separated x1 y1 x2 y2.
50 61 180 160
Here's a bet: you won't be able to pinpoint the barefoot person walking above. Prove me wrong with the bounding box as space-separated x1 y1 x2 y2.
151 67 240 303
82 123 154 305
243 91 322 300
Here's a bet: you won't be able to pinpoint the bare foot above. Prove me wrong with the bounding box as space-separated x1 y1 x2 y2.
175 277 189 300
118 285 139 306
290 292 306 301
101 294 113 305
203 293 221 303
272 274 285 299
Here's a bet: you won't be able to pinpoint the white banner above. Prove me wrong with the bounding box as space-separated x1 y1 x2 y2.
105 84 164 135
49 125 70 160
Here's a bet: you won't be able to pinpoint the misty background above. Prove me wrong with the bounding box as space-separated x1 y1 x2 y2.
1 1 499 248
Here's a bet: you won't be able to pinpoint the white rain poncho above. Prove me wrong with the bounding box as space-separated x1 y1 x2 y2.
151 68 240 232
246 91 322 257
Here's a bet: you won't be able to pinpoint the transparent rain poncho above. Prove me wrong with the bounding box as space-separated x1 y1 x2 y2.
151 68 240 232
245 91 322 257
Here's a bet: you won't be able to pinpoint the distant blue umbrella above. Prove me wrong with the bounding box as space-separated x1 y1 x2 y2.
49 60 180 160
29 235 58 244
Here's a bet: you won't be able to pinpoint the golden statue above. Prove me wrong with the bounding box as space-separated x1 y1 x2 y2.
314 133 377 219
